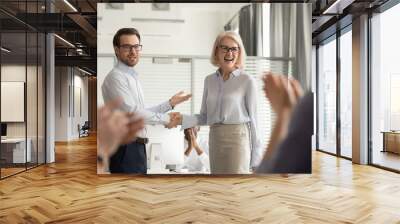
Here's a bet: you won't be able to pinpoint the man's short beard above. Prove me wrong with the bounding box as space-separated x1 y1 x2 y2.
120 57 137 67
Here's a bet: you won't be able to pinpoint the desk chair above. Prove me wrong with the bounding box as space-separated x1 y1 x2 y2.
78 121 90 138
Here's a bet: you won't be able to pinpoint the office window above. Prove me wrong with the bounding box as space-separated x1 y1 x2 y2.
371 3 400 171
317 37 337 154
340 28 352 158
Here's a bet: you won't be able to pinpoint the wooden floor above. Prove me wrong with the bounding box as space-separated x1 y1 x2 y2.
0 167 26 178
0 135 400 223
1 163 44 178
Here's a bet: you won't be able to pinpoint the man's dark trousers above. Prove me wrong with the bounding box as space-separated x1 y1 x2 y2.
109 141 147 174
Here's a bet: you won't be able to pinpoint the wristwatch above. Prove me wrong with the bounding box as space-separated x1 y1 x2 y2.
168 99 175 109
169 99 175 109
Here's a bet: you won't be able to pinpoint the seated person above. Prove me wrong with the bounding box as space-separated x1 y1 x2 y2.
257 73 312 173
183 127 210 173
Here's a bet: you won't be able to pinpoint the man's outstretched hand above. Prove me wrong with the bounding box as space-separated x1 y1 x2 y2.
169 91 192 108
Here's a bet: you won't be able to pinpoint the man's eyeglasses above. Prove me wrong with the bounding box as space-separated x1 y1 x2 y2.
119 44 143 52
218 45 240 54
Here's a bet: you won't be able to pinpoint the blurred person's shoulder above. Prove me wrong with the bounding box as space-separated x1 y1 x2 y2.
288 91 313 135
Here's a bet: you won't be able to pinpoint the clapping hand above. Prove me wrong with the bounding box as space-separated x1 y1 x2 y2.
98 98 130 158
188 128 199 148
98 97 145 166
262 72 303 115
184 127 203 156
261 72 304 164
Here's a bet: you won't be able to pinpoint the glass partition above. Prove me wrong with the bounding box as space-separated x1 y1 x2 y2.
0 0 46 179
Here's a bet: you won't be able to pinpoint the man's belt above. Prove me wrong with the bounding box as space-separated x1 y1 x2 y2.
135 137 149 144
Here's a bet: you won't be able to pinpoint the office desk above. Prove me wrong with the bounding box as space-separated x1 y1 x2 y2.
382 131 400 154
1 138 32 163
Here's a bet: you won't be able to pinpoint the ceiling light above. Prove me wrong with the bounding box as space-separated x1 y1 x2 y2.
1 47 11 53
322 0 354 15
54 34 75 48
77 67 92 76
63 0 78 12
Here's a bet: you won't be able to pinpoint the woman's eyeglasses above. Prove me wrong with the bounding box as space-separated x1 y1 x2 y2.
218 45 239 53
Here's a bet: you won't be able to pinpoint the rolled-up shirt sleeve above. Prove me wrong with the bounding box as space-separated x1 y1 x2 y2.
147 100 172 114
102 74 170 125
245 77 263 168
182 78 208 129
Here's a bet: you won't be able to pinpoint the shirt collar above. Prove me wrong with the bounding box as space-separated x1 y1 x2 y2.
115 60 138 77
216 68 241 78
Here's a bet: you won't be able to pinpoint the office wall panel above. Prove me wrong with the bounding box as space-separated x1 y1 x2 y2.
1 82 24 122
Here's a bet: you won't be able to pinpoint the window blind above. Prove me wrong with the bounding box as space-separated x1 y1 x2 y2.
135 57 192 115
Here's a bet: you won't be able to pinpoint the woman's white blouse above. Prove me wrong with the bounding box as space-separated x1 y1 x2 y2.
182 68 263 167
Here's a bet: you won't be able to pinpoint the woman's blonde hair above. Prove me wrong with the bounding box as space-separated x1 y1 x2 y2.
210 31 246 69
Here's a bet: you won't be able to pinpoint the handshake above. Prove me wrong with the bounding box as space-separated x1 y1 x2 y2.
165 112 183 129
164 91 191 129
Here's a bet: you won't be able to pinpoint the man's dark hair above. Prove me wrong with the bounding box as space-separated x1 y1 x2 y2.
113 28 141 47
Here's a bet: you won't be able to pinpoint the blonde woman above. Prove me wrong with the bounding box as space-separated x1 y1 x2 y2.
174 31 262 174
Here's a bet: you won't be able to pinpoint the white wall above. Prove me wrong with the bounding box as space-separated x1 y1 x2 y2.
1 65 34 138
1 64 46 163
55 67 69 141
72 73 89 138
97 3 248 56
55 67 89 141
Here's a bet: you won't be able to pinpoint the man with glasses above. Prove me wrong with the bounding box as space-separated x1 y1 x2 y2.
102 28 191 174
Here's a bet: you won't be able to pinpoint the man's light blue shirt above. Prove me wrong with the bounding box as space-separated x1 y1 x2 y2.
101 61 172 129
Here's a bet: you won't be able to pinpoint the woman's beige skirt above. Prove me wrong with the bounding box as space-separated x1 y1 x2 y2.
209 123 251 174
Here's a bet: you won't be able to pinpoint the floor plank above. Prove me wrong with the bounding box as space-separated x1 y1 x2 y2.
0 135 399 223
